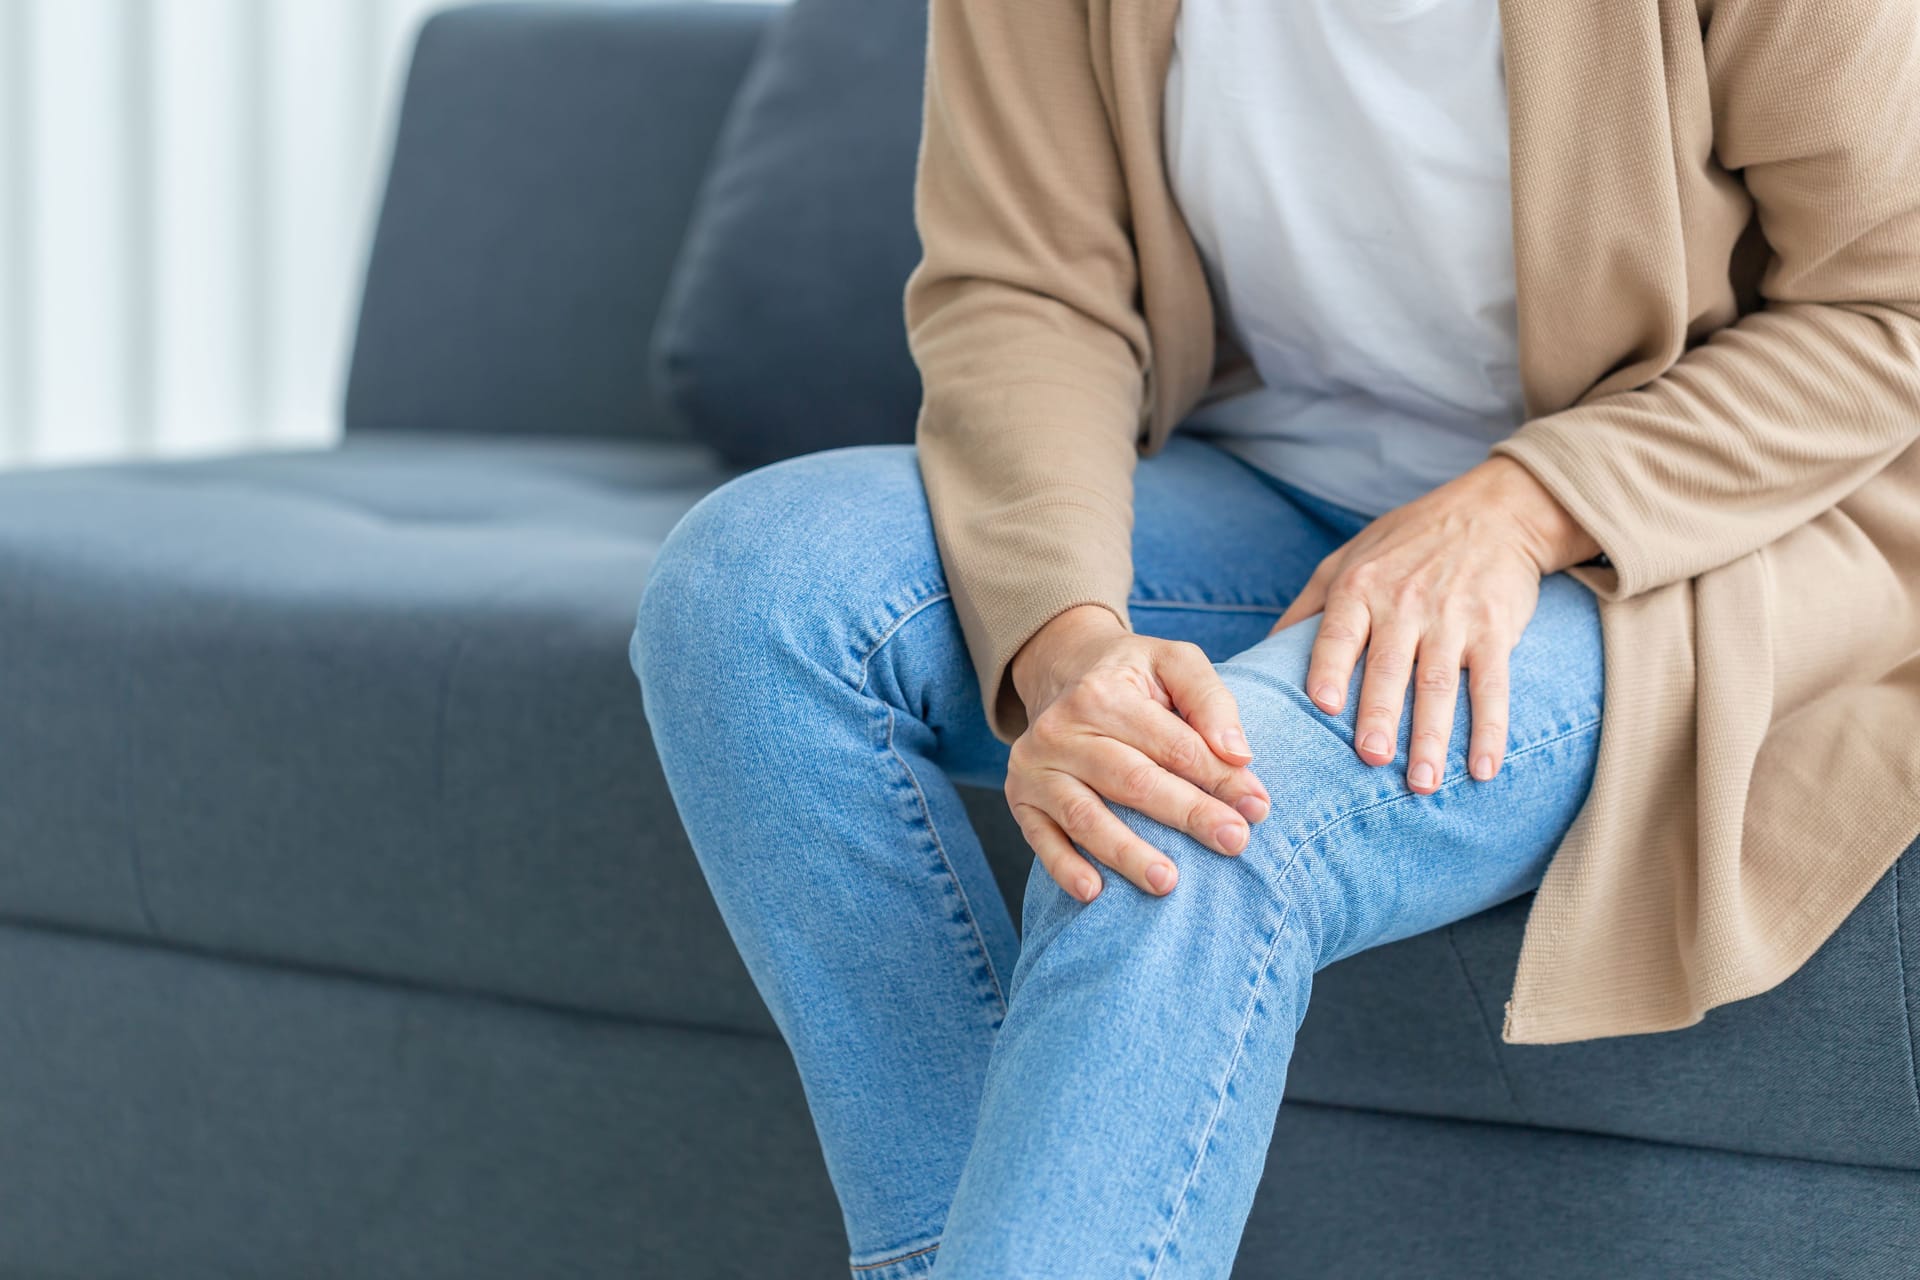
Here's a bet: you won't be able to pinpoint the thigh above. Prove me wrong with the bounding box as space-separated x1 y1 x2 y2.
932 435 1370 786
1013 569 1606 980
1233 570 1606 960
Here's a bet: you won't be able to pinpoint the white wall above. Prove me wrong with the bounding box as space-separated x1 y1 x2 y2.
0 0 461 470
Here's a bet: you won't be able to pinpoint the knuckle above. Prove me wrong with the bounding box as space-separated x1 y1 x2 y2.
1060 794 1104 835
1390 577 1428 609
1411 725 1451 749
1168 639 1209 664
1161 731 1206 776
1008 800 1049 840
1415 663 1458 693
1317 618 1364 646
1474 717 1510 738
1367 645 1413 674
1472 669 1511 696
1117 758 1162 806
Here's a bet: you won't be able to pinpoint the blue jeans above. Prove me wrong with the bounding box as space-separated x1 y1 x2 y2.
630 436 1604 1279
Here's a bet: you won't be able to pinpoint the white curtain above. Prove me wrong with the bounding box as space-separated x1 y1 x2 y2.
0 0 448 470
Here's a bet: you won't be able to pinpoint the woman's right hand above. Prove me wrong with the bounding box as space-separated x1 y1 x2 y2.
1005 605 1273 903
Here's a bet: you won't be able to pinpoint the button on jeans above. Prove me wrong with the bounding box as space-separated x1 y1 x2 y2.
631 435 1604 1279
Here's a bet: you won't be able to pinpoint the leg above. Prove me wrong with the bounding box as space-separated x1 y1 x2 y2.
631 438 1356 1276
931 573 1604 1279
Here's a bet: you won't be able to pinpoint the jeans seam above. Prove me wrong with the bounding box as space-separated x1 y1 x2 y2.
883 701 1008 1016
1127 595 1285 615
1286 714 1604 855
1892 864 1920 1141
857 588 1010 1018
1138 857 1304 1279
850 1240 941 1273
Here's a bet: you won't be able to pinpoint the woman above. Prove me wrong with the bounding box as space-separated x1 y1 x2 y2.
633 0 1920 1275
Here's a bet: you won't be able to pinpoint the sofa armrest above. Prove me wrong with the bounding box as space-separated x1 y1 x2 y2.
344 2 776 443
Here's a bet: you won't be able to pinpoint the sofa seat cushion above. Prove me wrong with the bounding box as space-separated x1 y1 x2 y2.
1284 855 1920 1172
0 435 791 1034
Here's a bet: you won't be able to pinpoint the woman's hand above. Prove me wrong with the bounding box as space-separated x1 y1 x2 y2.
1005 605 1272 903
1268 456 1599 795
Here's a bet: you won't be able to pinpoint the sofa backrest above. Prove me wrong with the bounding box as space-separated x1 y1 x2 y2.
645 0 932 469
343 2 773 442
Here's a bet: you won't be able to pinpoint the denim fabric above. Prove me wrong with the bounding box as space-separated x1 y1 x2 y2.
631 436 1603 1278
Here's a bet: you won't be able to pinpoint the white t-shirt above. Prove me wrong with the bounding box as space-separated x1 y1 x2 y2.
1164 0 1525 518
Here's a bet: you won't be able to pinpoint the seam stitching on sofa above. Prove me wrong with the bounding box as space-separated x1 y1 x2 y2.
1276 1096 1920 1176
115 618 163 939
0 912 785 1044
1891 863 1920 1143
1445 924 1526 1121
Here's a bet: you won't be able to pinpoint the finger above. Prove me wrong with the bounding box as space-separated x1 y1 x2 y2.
1044 773 1181 896
1154 640 1253 767
1075 737 1252 856
1353 610 1422 768
1011 801 1104 903
1465 642 1512 782
1304 586 1371 715
1405 626 1466 795
1109 696 1270 822
1270 558 1333 634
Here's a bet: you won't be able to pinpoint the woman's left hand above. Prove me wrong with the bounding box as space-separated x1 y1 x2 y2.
1267 456 1600 795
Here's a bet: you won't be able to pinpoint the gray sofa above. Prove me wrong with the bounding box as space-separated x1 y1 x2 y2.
0 4 1914 1277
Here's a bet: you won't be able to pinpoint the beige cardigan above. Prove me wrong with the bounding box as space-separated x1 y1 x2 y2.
904 0 1920 1044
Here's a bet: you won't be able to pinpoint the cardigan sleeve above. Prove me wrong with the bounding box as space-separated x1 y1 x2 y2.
904 0 1152 744
1488 0 1920 602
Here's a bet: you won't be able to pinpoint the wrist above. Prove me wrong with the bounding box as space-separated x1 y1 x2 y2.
1480 455 1602 574
1010 603 1127 714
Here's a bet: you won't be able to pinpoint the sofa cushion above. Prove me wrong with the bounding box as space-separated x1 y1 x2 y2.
648 0 929 467
1285 853 1920 1172
0 436 782 1034
343 3 772 443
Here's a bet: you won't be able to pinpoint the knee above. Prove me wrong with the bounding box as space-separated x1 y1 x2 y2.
631 444 934 692
1056 664 1364 961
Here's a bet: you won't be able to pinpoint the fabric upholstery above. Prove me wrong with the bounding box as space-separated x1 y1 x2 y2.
344 2 773 442
0 922 846 1279
0 436 774 1034
3 921 1913 1278
648 0 930 467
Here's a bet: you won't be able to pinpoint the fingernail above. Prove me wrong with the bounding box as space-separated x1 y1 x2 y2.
1312 683 1340 709
1409 761 1435 790
1214 822 1247 854
1233 794 1270 823
1146 862 1176 893
1221 727 1250 756
1360 731 1390 759
1473 754 1495 781
1078 875 1101 902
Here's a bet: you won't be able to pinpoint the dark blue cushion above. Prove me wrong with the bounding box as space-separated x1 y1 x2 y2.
649 0 930 468
344 3 773 443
